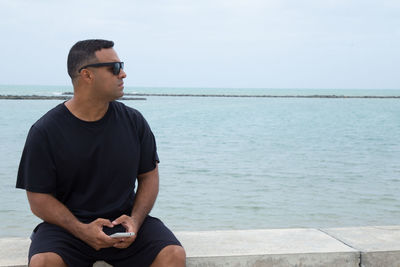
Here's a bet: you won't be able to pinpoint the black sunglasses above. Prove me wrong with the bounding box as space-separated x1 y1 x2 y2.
78 62 124 75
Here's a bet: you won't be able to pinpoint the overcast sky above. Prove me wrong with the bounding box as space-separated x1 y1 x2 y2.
0 0 398 89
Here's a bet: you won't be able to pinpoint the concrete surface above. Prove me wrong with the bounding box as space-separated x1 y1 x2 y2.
0 238 30 267
322 225 400 252
323 225 400 267
1 226 399 267
177 229 358 267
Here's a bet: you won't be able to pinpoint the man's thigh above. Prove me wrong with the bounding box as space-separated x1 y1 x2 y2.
101 216 182 267
29 222 96 267
29 216 181 267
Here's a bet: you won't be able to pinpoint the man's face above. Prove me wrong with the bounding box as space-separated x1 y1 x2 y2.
90 48 127 100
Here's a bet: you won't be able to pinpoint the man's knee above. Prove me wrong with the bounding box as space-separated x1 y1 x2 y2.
30 252 67 267
167 245 186 262
152 245 186 266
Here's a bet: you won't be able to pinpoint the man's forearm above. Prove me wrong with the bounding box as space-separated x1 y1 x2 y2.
131 165 159 228
27 191 85 238
27 191 119 250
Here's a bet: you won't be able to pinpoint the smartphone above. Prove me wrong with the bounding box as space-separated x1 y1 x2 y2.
103 224 134 238
109 232 135 238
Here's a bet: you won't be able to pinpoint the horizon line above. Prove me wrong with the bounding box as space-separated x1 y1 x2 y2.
0 84 399 91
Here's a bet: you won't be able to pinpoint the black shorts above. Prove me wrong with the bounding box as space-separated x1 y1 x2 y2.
29 216 181 267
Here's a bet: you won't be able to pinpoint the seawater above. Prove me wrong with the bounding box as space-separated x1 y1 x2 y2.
1 86 400 237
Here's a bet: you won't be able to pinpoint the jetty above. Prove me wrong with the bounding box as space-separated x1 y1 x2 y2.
128 93 400 98
0 95 146 100
1 93 399 100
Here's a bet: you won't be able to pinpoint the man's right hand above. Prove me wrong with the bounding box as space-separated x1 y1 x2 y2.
76 218 117 251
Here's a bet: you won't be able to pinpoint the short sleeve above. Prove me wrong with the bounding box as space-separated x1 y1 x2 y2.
16 125 57 193
136 113 159 175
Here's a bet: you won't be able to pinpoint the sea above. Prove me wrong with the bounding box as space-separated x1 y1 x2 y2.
1 85 399 237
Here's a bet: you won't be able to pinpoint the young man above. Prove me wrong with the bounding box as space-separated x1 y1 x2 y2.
16 39 185 267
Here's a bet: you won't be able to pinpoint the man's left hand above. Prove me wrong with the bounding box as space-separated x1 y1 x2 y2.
111 215 139 249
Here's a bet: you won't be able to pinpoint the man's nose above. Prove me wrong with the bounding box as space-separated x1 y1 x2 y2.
120 69 127 79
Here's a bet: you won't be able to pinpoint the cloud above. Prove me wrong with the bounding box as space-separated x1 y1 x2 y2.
0 0 398 88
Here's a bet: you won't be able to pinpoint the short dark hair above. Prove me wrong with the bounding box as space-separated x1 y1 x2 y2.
67 39 114 80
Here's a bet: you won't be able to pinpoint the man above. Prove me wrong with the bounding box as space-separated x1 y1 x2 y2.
16 39 186 267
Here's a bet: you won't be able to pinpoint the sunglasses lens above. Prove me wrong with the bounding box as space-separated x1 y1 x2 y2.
112 63 119 75
112 62 124 75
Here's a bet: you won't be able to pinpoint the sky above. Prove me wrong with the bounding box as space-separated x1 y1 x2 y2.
0 0 399 89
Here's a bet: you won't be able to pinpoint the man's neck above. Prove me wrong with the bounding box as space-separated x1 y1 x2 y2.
64 96 110 122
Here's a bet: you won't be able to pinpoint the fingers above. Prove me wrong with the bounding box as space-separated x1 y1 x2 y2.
112 215 138 233
87 219 117 250
88 215 138 250
112 214 132 226
113 239 126 249
93 234 116 251
94 218 114 228
113 236 136 249
81 218 138 251
113 242 129 249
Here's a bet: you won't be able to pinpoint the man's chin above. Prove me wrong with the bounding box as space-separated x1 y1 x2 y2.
116 89 124 99
108 92 124 101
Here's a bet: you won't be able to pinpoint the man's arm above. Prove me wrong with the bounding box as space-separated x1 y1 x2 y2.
27 191 118 250
111 164 159 249
132 164 159 225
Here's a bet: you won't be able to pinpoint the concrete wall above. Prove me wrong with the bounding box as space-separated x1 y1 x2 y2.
1 226 399 267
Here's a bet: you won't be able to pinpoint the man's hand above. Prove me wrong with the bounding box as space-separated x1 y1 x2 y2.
26 192 122 251
77 218 118 251
111 215 139 249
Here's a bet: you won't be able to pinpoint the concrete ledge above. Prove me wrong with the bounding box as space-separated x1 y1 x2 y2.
322 225 400 267
1 226 399 266
0 238 30 267
176 229 358 266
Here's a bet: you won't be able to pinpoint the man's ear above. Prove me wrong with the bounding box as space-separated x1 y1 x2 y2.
80 69 93 83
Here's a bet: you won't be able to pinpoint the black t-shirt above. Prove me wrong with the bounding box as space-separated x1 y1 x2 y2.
16 101 159 223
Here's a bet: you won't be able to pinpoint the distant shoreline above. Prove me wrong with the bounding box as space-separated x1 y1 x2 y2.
0 95 146 100
1 93 399 100
126 93 400 98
